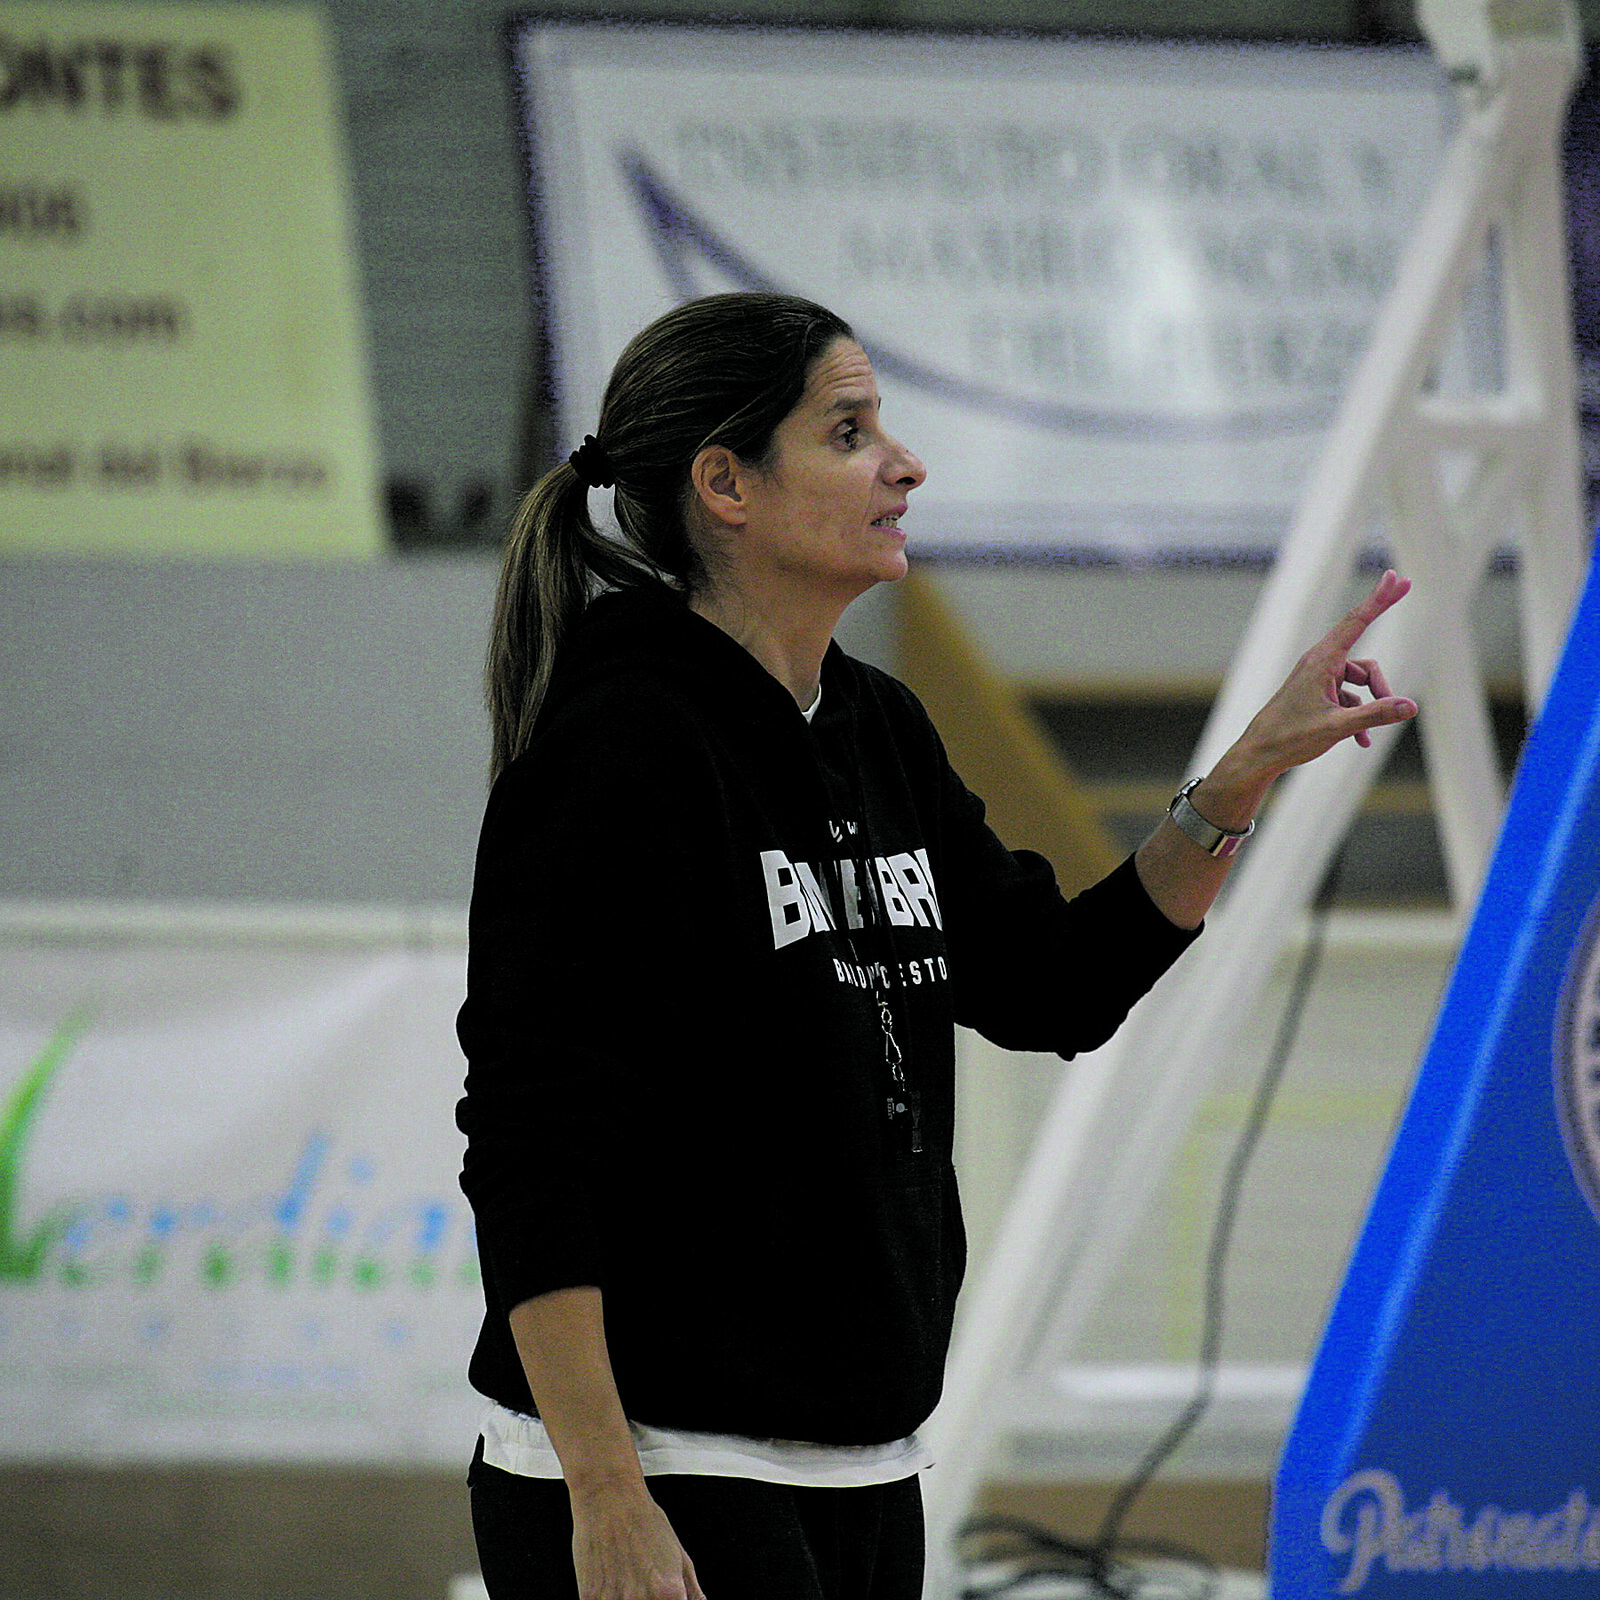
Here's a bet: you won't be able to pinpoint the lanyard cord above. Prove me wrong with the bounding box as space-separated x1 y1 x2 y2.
828 741 923 1157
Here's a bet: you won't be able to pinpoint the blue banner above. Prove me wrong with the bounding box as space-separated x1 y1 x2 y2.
1273 541 1600 1596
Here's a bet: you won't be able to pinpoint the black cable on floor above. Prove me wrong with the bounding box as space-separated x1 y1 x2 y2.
958 845 1348 1600
959 1511 1219 1598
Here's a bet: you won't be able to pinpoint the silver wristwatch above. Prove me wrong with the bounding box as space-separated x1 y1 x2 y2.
1168 776 1255 859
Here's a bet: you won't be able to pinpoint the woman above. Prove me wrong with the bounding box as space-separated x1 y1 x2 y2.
456 292 1415 1600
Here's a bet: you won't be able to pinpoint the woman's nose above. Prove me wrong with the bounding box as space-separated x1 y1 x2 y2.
887 437 927 490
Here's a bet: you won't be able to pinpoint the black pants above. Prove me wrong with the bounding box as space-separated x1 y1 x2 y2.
468 1444 925 1599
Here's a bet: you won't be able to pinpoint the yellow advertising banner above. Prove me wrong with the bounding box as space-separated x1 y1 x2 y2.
0 3 384 557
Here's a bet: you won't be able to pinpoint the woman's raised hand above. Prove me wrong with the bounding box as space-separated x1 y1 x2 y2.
1218 569 1418 804
1137 570 1418 929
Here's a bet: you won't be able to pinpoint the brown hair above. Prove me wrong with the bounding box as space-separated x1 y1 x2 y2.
485 292 853 780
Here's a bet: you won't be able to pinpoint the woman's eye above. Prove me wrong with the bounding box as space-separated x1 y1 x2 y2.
838 423 861 449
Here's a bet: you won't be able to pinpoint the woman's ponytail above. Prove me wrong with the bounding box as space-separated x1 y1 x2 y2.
485 460 651 782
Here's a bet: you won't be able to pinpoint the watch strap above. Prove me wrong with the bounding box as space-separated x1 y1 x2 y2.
1168 777 1255 859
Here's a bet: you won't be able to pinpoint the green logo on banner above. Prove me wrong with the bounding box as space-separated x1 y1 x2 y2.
0 1008 90 1281
1 1010 479 1292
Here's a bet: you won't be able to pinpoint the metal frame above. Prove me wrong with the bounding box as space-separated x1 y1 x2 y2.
922 4 1588 1592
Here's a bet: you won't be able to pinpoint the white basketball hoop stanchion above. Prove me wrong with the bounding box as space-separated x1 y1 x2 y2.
921 5 1587 1595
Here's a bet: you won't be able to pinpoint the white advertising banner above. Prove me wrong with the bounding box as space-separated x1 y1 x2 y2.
0 920 482 1465
514 23 1449 559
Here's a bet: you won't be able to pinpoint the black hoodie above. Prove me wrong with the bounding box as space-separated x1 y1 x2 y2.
456 587 1199 1446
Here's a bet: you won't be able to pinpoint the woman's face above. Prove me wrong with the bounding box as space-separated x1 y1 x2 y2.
737 338 926 599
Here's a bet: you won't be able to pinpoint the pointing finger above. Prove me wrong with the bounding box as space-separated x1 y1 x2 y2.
1327 570 1411 655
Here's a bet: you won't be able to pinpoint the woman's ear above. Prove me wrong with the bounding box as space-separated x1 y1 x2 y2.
690 445 748 530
